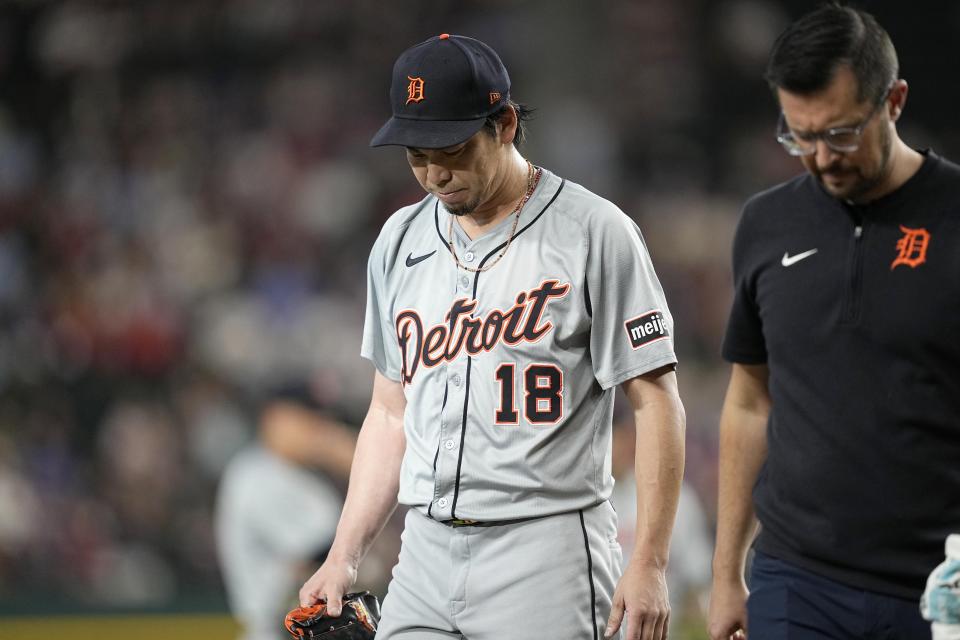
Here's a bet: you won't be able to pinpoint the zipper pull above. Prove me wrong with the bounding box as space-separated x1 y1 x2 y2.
854 225 863 239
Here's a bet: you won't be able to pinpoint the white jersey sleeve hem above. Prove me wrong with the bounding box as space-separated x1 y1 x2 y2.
597 353 678 390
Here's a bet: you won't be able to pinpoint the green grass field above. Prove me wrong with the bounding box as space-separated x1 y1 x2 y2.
0 614 241 640
0 611 711 639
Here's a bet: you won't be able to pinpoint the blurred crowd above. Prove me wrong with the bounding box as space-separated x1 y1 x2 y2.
0 0 956 618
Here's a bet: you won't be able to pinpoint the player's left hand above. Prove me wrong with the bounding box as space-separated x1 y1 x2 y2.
605 560 670 640
285 591 380 639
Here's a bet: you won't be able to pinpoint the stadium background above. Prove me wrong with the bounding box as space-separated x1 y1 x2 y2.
0 1 956 638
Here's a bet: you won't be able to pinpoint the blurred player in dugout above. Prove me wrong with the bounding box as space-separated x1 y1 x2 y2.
709 4 960 639
216 387 358 640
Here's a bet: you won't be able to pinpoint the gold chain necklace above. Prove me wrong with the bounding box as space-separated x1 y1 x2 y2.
447 161 542 274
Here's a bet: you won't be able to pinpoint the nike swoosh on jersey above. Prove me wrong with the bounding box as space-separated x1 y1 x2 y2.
405 250 437 267
781 248 818 267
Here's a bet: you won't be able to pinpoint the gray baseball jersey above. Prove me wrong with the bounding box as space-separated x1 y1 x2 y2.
362 167 677 522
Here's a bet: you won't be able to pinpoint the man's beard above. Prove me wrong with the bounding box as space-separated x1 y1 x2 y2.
442 194 481 217
818 125 893 202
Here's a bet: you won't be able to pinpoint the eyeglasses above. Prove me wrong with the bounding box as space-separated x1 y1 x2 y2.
775 87 892 157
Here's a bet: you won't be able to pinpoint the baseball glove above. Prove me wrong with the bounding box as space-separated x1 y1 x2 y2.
284 591 381 639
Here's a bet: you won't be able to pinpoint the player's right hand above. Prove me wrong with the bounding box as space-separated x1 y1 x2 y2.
298 557 359 616
706 578 749 640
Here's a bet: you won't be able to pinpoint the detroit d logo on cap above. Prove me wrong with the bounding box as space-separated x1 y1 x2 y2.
625 310 669 349
406 76 425 104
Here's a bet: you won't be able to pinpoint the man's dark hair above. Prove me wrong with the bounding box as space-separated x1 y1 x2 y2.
482 100 534 148
765 3 898 104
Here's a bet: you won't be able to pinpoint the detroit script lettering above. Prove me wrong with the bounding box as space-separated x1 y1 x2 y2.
395 280 570 385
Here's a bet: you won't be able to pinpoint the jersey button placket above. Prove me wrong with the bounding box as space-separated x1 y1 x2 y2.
444 227 471 520
435 361 464 518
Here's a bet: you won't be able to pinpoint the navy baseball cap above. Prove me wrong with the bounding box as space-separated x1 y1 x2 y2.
370 34 511 149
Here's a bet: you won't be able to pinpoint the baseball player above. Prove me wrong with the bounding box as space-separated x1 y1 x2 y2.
299 34 685 640
217 387 356 640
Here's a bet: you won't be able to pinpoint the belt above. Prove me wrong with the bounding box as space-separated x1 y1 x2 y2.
438 515 546 528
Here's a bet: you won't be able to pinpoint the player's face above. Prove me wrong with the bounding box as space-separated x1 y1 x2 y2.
778 66 897 203
405 128 508 217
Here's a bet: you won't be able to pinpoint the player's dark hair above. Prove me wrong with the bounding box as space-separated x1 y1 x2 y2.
483 100 534 148
765 3 898 105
